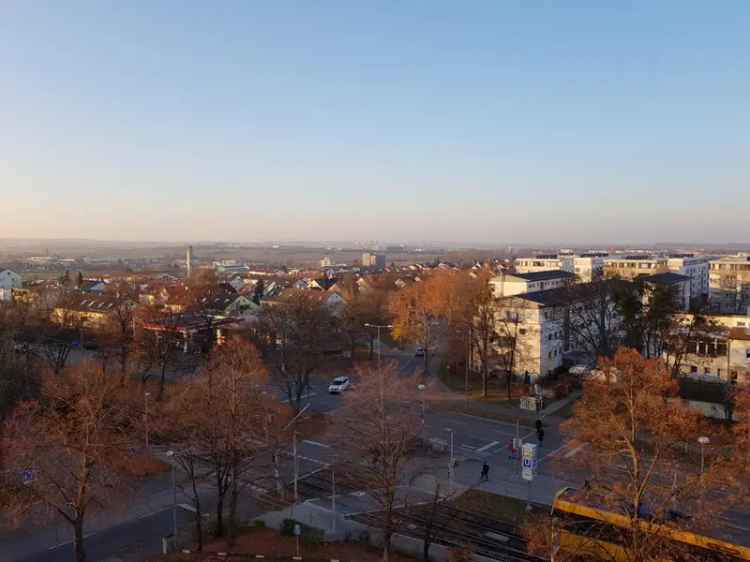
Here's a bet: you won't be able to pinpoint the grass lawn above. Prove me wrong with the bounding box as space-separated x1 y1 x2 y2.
156 526 417 562
453 489 535 526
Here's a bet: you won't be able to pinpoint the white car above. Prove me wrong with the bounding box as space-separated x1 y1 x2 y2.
328 376 352 394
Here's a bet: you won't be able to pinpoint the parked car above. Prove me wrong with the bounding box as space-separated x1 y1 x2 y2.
415 347 425 357
328 376 352 394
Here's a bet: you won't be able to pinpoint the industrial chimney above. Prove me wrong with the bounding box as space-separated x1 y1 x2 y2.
186 246 193 279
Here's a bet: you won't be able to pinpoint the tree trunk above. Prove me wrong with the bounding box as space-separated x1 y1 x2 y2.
273 450 284 498
228 465 239 544
383 530 392 562
192 475 204 551
158 362 167 401
73 517 86 562
215 485 225 537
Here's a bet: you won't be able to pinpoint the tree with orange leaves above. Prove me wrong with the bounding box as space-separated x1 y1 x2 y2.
1 362 147 562
528 348 744 561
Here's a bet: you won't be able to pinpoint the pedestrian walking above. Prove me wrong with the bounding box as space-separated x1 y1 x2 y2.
507 439 516 461
480 461 490 482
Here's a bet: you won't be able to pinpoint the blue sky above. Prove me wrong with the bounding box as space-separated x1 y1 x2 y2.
1 1 748 244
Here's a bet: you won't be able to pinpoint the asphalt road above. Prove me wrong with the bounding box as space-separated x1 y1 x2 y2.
14 508 193 562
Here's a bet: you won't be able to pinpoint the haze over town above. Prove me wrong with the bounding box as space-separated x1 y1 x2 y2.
2 3 750 562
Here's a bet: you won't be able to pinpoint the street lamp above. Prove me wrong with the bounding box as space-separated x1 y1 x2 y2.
445 428 454 492
144 392 151 450
165 450 178 549
363 323 394 373
417 384 426 419
697 436 710 474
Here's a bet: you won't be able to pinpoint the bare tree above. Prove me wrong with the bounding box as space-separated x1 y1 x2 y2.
333 364 423 562
2 363 144 562
256 290 336 412
566 280 623 360
158 338 278 540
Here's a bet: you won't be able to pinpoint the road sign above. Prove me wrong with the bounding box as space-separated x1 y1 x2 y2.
293 524 302 537
21 468 34 486
521 443 538 481
520 397 538 411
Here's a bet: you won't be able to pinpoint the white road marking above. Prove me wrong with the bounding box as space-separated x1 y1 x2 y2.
303 440 330 449
297 455 326 464
178 503 197 513
281 393 317 404
564 444 587 459
476 440 501 453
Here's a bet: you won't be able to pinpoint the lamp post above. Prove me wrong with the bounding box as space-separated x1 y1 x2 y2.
417 383 426 419
364 323 393 373
144 392 151 450
698 436 710 475
446 428 454 492
165 450 178 549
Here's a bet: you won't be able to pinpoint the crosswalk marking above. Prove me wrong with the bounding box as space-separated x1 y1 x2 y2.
476 440 500 453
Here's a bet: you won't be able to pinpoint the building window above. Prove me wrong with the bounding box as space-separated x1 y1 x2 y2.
704 367 711 375
717 369 722 378
548 351 553 359
519 328 527 336
690 365 698 373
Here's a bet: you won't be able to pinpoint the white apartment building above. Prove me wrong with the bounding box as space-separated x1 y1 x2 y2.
669 312 750 385
0 269 22 301
489 270 576 297
666 254 710 304
514 254 573 274
572 253 607 283
604 255 668 281
709 254 750 314
514 252 606 282
488 291 567 379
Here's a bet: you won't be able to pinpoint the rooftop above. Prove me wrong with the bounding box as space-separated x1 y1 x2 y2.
640 272 691 285
509 270 576 282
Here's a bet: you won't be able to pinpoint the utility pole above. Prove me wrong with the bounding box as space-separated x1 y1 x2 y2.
331 469 336 533
364 323 393 398
165 451 178 550
446 428 454 492
293 430 299 503
144 391 151 450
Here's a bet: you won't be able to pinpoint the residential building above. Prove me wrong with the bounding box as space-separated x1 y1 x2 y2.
487 290 568 379
514 254 573 274
361 252 386 269
514 253 606 282
666 254 711 305
0 269 22 301
709 254 750 314
604 255 668 281
640 272 691 312
52 295 133 330
669 312 750 385
489 270 575 297
572 253 607 282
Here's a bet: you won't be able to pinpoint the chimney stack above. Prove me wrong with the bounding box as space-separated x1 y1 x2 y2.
186 246 193 279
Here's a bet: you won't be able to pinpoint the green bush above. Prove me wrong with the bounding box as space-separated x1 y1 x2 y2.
281 518 325 543
253 519 266 528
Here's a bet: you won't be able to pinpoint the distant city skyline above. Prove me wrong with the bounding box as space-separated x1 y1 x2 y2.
2 2 749 243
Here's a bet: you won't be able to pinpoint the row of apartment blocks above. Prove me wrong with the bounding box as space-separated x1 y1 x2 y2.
482 271 750 386
514 251 750 314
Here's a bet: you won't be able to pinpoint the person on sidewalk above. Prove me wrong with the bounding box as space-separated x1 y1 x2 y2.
480 462 490 482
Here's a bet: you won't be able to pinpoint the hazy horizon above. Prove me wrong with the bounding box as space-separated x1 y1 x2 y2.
2 2 749 244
